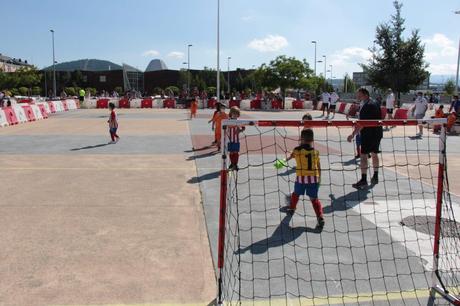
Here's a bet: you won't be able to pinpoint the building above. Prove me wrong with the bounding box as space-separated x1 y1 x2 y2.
0 53 33 72
352 72 369 88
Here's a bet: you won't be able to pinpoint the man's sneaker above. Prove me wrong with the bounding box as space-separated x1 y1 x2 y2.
317 217 325 229
371 175 378 185
352 179 368 190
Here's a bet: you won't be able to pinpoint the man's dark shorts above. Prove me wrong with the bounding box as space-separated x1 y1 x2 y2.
329 104 336 110
361 128 383 154
387 108 393 114
79 96 84 102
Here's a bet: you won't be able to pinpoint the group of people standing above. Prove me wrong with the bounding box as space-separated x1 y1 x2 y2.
320 90 340 119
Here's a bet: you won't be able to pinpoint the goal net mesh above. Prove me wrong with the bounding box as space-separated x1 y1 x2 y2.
218 119 459 305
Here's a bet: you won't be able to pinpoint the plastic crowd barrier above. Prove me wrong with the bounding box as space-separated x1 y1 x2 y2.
0 109 8 127
13 105 28 123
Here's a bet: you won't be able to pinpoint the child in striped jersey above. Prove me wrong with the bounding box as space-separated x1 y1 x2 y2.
283 128 324 229
227 106 245 171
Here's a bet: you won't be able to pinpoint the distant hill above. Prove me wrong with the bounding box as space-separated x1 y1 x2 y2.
430 75 456 84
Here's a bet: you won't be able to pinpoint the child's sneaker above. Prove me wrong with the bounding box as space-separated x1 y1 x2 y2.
316 217 325 229
228 164 239 171
371 174 378 185
280 205 295 214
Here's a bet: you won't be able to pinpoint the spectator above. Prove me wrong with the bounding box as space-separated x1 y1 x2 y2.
329 90 339 119
434 93 440 104
6 99 12 107
412 91 428 137
447 112 457 134
449 95 460 113
0 91 4 107
79 88 86 104
321 91 331 117
60 90 67 99
385 88 395 119
433 105 445 133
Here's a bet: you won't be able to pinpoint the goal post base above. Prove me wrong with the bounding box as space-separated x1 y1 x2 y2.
431 285 460 305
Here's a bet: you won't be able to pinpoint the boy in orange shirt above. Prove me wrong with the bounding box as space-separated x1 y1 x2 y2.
447 111 457 134
190 98 198 119
433 105 445 133
210 103 228 151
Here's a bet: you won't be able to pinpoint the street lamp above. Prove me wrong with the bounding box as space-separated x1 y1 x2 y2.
311 41 317 76
216 0 220 102
187 44 192 96
329 64 333 81
455 11 460 95
50 29 56 98
227 57 231 95
322 55 327 80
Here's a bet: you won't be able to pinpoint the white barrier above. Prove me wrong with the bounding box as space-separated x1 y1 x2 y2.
344 103 352 115
284 97 295 110
316 101 323 110
12 105 28 123
130 99 142 108
0 109 8 127
153 99 163 108
66 99 77 110
303 100 313 110
30 104 43 120
109 99 119 108
52 101 64 112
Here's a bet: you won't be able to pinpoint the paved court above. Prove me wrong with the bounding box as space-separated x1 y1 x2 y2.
0 109 215 306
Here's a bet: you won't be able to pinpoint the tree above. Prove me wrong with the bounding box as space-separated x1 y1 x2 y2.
65 87 76 96
343 74 356 93
114 86 123 95
165 86 179 96
444 79 456 95
253 55 313 106
362 1 427 105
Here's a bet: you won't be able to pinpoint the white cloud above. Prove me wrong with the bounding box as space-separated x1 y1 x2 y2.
142 50 160 57
423 33 457 74
167 51 185 59
326 47 372 76
248 35 288 52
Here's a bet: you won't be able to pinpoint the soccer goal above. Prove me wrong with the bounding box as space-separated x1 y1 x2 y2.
216 118 460 305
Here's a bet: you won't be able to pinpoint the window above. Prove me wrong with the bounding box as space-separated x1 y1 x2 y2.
99 75 106 82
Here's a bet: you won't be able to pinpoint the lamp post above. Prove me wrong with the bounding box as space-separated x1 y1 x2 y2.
50 29 56 98
322 55 327 79
187 44 193 96
329 65 333 81
227 57 231 96
311 41 317 76
216 0 220 102
455 11 460 95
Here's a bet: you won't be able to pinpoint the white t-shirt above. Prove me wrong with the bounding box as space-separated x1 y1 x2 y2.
386 93 395 109
330 92 339 105
414 97 428 115
321 92 331 105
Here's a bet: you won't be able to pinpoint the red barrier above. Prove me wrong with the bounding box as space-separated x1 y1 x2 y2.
37 104 48 119
21 105 36 121
3 107 19 125
271 100 282 109
293 100 304 109
348 104 359 117
380 106 387 119
119 99 130 108
229 100 241 108
141 99 153 108
207 98 217 108
61 100 69 111
47 102 56 113
18 98 33 104
394 108 408 119
338 103 346 113
250 99 261 110
163 99 175 108
96 99 109 109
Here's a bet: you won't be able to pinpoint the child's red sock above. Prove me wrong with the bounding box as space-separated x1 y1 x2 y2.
311 199 323 218
290 193 299 210
110 132 115 141
230 152 239 165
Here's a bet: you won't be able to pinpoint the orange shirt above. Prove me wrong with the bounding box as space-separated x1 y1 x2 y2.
447 113 457 128
212 111 228 134
435 109 444 119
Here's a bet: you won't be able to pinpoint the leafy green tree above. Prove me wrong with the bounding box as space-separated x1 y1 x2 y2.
207 86 217 96
18 87 29 96
85 87 97 96
362 1 427 105
165 86 179 96
65 87 76 96
153 87 163 95
343 74 356 93
444 79 456 95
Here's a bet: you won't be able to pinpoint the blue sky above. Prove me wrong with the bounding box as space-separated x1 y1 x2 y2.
2 0 459 78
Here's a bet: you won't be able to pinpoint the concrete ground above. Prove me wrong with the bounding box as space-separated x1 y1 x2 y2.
0 109 216 306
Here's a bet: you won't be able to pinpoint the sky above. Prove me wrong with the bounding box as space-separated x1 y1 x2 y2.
1 0 459 79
